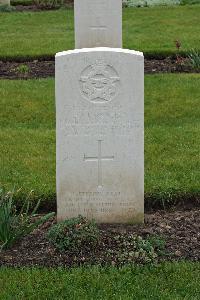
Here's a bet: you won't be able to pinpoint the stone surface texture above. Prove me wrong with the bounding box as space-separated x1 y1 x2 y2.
0 0 10 4
56 48 144 223
74 0 122 49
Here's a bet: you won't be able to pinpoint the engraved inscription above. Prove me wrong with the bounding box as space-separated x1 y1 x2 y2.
84 140 114 188
80 60 120 103
89 1 107 15
62 122 142 137
61 191 138 219
90 26 107 46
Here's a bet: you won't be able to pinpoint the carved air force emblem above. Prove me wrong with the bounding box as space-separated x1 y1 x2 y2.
80 60 120 103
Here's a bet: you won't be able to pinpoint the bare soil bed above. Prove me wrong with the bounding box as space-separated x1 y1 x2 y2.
14 5 59 11
0 209 199 267
13 1 74 11
0 57 199 80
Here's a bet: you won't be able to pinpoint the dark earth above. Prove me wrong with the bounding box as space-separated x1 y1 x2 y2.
14 5 61 11
0 57 199 80
12 0 74 12
0 209 199 267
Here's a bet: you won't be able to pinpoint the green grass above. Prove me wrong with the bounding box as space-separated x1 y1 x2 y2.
0 79 55 206
0 74 199 206
0 262 200 299
0 5 200 59
145 74 200 205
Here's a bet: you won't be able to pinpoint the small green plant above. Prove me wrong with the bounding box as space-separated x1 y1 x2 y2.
146 235 167 256
188 49 200 69
0 188 55 250
0 4 16 12
11 0 33 6
123 0 181 7
180 0 200 4
106 234 167 265
47 215 100 253
15 64 30 74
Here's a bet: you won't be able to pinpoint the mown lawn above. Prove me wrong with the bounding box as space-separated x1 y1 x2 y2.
0 262 200 299
0 74 199 206
0 5 200 59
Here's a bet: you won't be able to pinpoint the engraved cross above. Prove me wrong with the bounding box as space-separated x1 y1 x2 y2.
84 140 114 188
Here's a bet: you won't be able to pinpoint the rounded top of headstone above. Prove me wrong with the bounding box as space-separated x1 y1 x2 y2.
55 47 143 58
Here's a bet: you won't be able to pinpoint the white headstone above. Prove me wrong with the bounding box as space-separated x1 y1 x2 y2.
0 0 10 4
74 0 122 49
56 48 144 223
